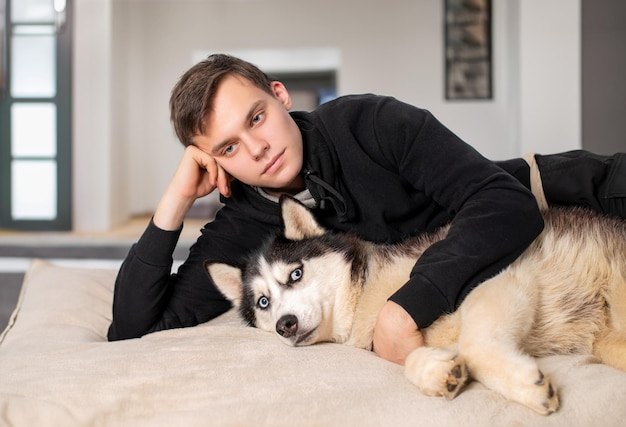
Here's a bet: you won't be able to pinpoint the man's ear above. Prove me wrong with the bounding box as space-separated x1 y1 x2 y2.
280 195 325 241
270 81 292 110
205 261 243 308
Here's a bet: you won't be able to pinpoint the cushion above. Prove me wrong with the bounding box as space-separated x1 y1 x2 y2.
1 259 626 426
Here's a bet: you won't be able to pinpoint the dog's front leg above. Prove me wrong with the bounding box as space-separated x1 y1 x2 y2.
404 344 468 399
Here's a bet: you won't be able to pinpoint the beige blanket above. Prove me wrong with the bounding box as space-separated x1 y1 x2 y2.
1 259 626 427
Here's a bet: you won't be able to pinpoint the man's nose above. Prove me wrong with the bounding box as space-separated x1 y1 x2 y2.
246 137 269 160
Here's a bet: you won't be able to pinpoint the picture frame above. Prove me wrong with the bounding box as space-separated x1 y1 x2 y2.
444 0 492 100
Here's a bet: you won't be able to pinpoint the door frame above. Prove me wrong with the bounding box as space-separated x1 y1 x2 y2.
0 0 72 231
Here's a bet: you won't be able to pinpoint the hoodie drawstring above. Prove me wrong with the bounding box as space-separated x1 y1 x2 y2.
303 169 350 222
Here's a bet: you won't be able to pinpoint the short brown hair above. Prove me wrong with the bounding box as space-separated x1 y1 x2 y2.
169 54 274 146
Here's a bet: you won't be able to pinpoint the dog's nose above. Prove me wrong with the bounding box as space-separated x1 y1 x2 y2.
276 314 298 338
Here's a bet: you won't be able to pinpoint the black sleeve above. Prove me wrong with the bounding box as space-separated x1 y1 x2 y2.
107 199 278 341
372 98 545 329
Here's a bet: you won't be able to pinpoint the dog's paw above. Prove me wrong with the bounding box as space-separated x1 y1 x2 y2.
404 347 468 399
519 370 560 415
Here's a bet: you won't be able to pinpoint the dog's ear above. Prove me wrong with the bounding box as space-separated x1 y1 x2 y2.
280 195 325 241
205 261 244 308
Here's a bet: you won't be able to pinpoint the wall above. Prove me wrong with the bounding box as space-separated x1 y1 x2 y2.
73 0 115 232
73 0 582 231
518 0 581 154
582 0 626 155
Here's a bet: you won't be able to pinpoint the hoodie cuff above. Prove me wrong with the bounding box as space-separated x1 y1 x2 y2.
388 276 449 330
133 218 183 267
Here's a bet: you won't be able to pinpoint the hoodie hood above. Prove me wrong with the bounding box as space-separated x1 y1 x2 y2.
292 111 357 223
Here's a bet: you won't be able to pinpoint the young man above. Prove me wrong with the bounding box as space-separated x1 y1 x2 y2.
108 54 625 366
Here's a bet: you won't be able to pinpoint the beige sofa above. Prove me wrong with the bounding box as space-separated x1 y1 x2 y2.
1 259 626 426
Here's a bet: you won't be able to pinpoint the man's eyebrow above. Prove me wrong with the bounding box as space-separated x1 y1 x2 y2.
211 139 236 155
210 99 265 155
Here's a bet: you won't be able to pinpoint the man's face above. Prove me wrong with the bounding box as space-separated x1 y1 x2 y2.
192 75 304 194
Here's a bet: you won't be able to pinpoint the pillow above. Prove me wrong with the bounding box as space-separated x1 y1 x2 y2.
1 259 114 350
1 259 626 426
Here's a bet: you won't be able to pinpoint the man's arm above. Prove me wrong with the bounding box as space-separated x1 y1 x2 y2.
107 146 233 340
370 98 543 363
154 145 231 231
107 194 280 341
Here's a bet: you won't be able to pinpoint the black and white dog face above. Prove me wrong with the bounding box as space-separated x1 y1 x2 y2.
206 197 358 346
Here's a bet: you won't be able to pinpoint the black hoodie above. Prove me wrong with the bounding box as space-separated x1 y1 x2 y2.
108 94 543 341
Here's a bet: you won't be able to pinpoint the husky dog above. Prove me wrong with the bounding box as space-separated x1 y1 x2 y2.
206 196 626 415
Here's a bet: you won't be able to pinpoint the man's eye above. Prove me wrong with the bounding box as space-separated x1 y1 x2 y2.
257 296 270 309
251 113 263 125
290 268 303 282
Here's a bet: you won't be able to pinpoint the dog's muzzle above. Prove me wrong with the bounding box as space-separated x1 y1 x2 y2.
276 314 317 346
276 314 298 338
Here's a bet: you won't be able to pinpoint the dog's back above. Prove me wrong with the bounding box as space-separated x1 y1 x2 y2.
511 208 626 356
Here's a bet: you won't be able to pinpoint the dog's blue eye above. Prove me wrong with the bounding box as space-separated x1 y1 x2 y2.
290 268 303 282
258 296 270 309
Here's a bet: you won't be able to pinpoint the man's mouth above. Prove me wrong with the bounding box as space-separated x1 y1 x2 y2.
263 151 285 175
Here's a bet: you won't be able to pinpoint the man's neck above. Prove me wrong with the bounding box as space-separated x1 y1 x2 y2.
262 174 306 198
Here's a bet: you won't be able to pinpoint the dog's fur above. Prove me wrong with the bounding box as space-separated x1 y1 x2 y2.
206 196 626 415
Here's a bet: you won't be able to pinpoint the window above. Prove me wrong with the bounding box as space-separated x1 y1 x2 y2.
0 0 72 230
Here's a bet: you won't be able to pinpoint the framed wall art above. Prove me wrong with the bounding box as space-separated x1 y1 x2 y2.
444 0 492 100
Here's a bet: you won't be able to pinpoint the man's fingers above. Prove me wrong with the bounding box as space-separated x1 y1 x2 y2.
188 146 216 180
216 163 232 197
186 145 232 197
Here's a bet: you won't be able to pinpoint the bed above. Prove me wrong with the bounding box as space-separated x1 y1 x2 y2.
1 259 626 426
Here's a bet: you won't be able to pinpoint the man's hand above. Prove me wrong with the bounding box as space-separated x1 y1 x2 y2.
154 145 232 230
373 300 424 365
